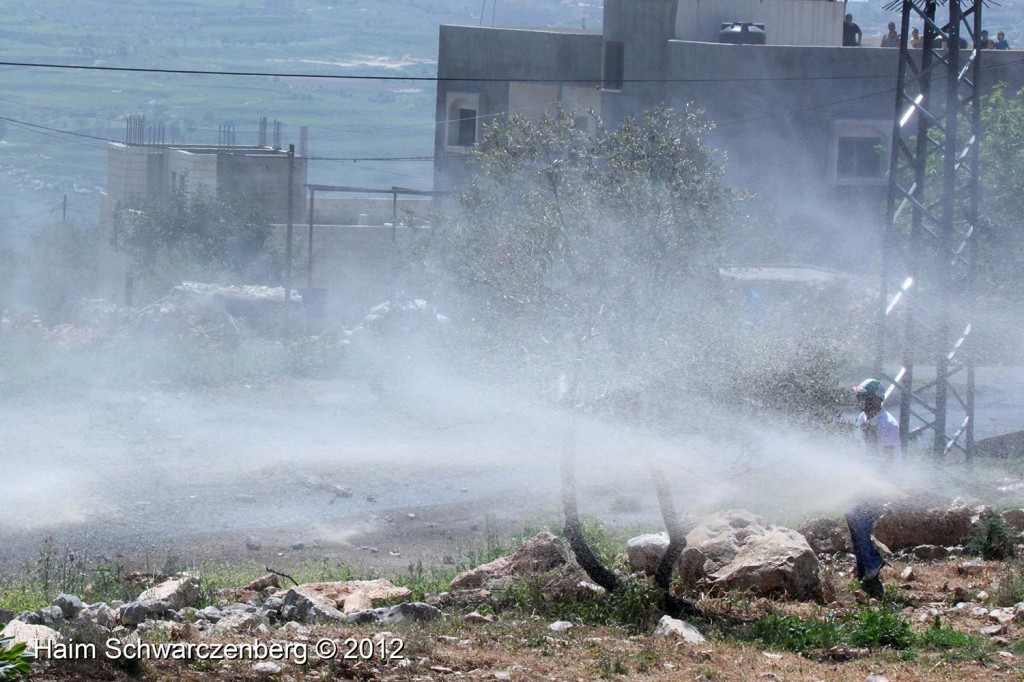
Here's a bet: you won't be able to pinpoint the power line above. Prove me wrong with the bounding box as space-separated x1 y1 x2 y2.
0 58 938 84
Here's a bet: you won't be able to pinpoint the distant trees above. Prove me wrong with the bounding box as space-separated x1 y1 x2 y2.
980 84 1024 298
113 188 277 303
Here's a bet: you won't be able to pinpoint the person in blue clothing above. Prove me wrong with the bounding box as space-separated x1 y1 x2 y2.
995 31 1010 50
846 378 902 598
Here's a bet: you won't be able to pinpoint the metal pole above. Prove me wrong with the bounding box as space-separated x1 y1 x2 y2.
307 188 315 290
391 188 398 243
285 143 295 302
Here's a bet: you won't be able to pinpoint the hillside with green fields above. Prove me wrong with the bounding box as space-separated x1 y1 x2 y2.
0 0 602 226
1 0 1022 230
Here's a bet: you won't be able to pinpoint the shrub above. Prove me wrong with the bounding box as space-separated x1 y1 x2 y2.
965 510 1016 561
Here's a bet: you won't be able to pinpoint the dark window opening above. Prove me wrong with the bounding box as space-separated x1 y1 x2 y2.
603 41 624 90
837 137 885 179
457 108 477 146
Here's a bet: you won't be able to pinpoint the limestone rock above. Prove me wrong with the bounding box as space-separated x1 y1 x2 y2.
685 509 770 572
137 574 200 611
708 527 821 600
210 612 266 635
1 620 61 656
626 533 669 574
80 603 117 630
797 517 852 555
381 602 442 624
280 586 345 623
874 503 972 550
53 594 85 619
451 532 572 590
912 544 949 560
284 579 411 614
1002 509 1024 532
653 615 706 645
677 547 708 586
119 602 150 627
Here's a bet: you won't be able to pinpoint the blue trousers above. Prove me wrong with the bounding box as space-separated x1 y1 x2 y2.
845 500 885 581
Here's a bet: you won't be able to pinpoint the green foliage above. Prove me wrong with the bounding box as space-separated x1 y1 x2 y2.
498 573 664 634
113 188 277 304
979 84 1024 299
993 561 1024 606
0 638 32 680
965 509 1016 561
750 605 912 655
918 616 990 662
705 333 849 427
432 104 730 408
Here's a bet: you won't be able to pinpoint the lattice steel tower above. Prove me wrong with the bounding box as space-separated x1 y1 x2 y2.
877 0 983 459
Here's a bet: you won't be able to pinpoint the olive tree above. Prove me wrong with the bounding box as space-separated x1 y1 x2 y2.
433 105 730 410
431 104 732 614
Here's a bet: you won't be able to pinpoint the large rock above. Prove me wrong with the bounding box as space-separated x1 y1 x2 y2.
53 594 85 619
625 510 819 594
797 517 852 555
708 527 821 600
137 573 200 611
1001 509 1024 532
873 503 972 550
280 586 345 623
626 533 669 574
284 580 411 615
451 532 572 590
685 509 770 572
1 620 61 656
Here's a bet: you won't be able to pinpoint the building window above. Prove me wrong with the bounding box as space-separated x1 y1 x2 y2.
837 137 885 179
445 93 482 150
457 108 477 146
603 41 624 91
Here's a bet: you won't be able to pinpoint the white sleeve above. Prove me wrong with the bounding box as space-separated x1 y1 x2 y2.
877 417 901 450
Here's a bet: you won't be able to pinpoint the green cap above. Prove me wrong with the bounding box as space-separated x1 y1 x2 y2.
852 378 885 399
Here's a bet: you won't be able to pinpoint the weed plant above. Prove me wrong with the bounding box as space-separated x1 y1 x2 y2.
965 509 1016 560
0 638 31 680
750 605 912 655
993 561 1024 606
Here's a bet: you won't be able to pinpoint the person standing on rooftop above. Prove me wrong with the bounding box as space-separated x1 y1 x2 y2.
843 14 863 47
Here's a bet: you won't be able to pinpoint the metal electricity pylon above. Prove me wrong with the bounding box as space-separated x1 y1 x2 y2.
877 0 982 460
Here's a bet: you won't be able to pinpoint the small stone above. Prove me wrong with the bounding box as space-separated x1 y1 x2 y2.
549 620 573 632
464 611 493 624
900 566 915 581
865 676 889 682
957 559 984 576
653 615 705 645
253 661 282 675
245 536 262 551
980 624 1007 636
494 673 512 681
990 610 1015 625
977 590 989 601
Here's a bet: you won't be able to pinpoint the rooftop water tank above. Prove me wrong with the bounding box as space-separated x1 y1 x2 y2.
719 22 766 45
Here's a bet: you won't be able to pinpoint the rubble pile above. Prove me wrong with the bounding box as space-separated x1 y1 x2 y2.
1 283 305 349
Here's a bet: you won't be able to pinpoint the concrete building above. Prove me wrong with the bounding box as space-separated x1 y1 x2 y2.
433 0 1024 268
103 142 307 226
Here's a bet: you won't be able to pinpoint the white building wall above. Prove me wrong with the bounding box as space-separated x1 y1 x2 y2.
168 150 219 197
675 0 845 46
